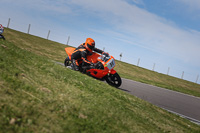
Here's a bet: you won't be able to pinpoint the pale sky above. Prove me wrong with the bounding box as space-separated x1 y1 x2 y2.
0 0 200 83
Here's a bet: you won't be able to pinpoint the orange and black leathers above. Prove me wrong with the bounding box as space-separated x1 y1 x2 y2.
71 43 104 66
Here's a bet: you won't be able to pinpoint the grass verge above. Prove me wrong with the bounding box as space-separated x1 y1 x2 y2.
0 29 200 132
4 28 200 98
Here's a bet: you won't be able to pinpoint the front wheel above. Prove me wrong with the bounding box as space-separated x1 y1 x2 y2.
105 73 122 88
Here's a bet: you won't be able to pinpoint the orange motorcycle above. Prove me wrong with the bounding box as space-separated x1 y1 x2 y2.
64 47 122 88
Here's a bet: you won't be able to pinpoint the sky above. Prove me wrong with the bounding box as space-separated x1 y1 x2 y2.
0 0 200 83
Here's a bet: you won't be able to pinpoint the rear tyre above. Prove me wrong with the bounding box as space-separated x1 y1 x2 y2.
105 73 122 88
64 57 71 67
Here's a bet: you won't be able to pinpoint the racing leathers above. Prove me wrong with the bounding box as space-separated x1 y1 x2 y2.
71 43 104 71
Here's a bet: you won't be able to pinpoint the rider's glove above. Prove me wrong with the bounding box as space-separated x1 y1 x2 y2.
103 52 109 56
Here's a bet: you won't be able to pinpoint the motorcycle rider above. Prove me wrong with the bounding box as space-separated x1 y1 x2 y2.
0 24 5 40
71 38 108 71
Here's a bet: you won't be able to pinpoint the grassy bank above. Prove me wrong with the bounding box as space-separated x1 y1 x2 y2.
0 29 200 132
115 61 200 97
4 28 200 98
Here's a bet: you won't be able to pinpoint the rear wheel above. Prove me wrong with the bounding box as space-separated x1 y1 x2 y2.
64 57 71 67
105 73 122 88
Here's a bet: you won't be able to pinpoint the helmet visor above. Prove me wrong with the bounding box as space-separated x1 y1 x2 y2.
87 43 94 50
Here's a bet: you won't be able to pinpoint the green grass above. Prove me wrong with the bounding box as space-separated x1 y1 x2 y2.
0 28 200 132
4 28 200 98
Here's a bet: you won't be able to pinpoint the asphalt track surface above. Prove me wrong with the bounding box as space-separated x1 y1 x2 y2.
57 62 200 125
120 78 200 125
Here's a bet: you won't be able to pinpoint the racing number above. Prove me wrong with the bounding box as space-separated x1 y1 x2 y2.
110 60 114 67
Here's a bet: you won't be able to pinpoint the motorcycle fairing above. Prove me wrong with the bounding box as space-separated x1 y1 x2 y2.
65 47 116 78
87 69 109 79
65 47 75 60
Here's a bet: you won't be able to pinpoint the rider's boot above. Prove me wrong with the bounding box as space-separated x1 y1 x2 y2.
2 35 5 40
71 59 79 71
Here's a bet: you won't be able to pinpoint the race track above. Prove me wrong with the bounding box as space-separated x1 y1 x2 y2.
57 61 200 124
120 78 200 124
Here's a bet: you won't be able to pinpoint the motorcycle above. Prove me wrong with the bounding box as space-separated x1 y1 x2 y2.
64 47 122 88
0 24 5 40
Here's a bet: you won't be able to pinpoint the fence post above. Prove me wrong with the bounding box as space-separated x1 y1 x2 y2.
152 63 155 71
47 30 50 40
119 53 122 61
181 71 184 79
137 58 140 66
196 74 199 83
27 24 31 34
7 18 10 28
66 36 70 45
167 67 170 75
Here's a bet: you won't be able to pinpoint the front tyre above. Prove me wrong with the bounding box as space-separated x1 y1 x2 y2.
105 73 122 88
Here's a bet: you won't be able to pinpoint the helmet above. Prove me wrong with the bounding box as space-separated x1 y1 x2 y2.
85 38 95 52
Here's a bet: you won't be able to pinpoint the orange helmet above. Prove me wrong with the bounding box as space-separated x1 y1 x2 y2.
85 38 95 52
